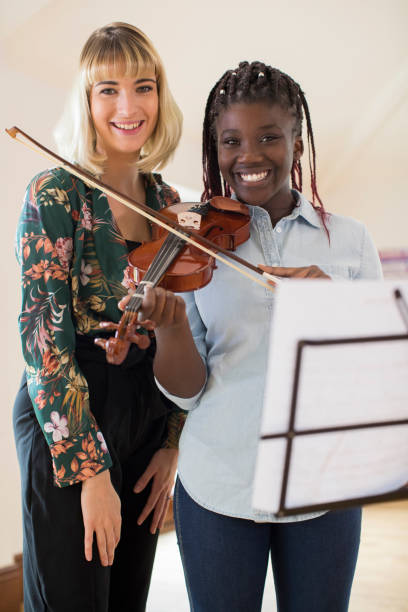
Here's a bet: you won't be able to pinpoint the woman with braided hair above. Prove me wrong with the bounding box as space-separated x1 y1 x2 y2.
125 61 383 611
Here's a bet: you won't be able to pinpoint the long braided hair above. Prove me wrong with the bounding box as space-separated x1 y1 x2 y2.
202 61 328 230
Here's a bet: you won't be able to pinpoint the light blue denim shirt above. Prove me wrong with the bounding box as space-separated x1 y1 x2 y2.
158 191 383 522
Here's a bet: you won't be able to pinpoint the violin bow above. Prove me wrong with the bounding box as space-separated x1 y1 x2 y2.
6 126 279 291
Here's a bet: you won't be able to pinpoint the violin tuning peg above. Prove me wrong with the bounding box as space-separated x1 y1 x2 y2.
98 321 119 331
136 318 156 331
127 333 151 349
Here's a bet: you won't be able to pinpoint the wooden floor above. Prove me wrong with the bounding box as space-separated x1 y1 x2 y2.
349 500 408 612
3 501 406 611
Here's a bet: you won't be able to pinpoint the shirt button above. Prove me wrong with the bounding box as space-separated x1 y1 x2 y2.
276 227 282 233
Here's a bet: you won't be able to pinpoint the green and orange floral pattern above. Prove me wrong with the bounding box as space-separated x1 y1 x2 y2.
16 167 184 487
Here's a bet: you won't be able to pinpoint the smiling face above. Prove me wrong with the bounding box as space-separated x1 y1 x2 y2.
89 73 159 162
215 100 303 218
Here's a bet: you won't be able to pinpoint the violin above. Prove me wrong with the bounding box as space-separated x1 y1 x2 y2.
6 126 279 365
129 197 251 292
94 196 251 364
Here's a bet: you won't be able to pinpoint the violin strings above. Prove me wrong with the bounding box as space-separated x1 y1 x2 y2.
122 238 182 326
124 232 186 320
125 235 178 310
129 233 185 306
139 232 186 293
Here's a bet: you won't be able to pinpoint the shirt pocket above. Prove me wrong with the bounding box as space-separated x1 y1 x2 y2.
318 263 357 280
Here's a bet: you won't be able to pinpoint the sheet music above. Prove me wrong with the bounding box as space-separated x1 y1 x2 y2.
252 280 408 514
254 426 408 512
296 340 408 428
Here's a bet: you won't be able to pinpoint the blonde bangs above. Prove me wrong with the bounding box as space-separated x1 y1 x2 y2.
82 41 158 93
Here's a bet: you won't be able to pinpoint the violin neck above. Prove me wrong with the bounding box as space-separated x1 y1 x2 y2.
125 232 186 313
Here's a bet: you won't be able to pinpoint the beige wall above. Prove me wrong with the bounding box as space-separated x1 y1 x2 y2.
1 0 407 566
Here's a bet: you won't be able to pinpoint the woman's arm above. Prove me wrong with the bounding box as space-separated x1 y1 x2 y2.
119 286 205 532
16 170 113 486
81 470 121 566
135 401 186 532
133 447 178 534
120 286 206 398
17 170 121 565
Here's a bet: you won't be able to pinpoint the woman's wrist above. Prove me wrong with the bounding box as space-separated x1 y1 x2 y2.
81 467 110 490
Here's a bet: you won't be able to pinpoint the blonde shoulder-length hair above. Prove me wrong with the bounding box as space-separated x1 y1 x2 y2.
55 22 182 176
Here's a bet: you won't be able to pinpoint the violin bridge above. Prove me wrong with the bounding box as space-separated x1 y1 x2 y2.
177 211 202 229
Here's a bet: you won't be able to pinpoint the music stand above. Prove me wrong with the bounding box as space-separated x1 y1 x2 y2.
253 285 408 517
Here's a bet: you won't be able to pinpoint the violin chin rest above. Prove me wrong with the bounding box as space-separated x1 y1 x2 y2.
209 196 250 216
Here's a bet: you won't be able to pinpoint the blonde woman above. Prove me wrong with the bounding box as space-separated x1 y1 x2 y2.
13 22 183 612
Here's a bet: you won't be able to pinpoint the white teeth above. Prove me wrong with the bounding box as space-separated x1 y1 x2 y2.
239 171 268 182
113 121 142 130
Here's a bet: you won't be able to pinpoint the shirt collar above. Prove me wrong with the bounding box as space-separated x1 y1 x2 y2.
288 190 322 228
232 189 323 229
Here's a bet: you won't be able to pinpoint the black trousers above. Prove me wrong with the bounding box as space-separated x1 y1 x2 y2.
13 337 169 612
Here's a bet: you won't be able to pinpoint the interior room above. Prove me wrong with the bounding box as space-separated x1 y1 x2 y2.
1 1 407 610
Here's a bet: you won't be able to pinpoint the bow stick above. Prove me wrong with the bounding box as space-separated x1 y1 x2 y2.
6 126 280 290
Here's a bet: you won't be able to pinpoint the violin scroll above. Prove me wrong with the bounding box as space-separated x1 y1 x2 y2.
94 313 154 365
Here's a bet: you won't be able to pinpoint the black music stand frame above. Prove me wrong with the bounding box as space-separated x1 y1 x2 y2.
261 331 408 518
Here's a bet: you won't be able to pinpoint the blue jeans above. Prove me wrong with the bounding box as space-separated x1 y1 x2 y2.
174 478 361 612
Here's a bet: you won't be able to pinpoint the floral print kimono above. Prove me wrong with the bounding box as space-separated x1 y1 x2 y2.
15 166 185 488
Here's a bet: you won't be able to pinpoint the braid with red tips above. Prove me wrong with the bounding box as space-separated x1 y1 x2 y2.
202 61 329 236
